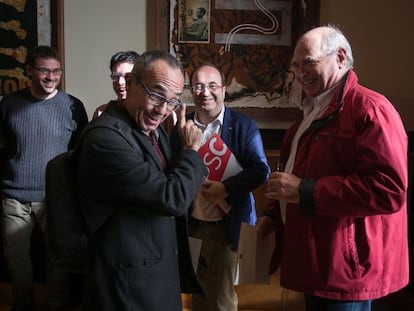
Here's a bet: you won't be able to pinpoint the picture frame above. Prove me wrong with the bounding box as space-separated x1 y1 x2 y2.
178 0 211 44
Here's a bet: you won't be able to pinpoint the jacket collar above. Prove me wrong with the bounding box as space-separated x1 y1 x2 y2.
304 69 353 133
106 102 171 170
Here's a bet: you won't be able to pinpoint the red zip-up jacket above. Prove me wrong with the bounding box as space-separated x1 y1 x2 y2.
265 70 409 300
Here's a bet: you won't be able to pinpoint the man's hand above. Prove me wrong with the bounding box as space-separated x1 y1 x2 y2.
265 171 301 203
177 103 202 151
200 180 227 205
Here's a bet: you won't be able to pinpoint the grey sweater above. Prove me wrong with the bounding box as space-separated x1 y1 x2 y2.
0 88 88 202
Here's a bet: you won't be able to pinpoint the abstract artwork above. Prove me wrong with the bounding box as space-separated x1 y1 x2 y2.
169 0 316 110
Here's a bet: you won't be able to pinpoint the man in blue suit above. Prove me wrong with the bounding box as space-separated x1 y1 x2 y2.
187 64 270 310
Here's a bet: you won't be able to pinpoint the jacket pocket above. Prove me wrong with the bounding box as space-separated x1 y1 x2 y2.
345 221 362 279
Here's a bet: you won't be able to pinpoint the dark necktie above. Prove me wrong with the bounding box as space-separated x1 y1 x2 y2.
149 133 166 170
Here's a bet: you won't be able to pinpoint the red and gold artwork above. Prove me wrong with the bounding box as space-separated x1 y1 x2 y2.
170 0 318 109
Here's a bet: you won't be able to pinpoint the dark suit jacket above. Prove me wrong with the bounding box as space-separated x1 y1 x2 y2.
77 102 207 310
184 108 270 249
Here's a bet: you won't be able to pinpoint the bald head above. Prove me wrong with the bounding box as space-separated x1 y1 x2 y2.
291 25 353 97
299 26 354 69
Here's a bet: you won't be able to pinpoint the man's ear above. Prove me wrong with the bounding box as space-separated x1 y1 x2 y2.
337 48 347 68
25 64 33 78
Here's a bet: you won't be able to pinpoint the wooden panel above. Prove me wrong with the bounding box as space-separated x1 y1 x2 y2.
182 270 305 310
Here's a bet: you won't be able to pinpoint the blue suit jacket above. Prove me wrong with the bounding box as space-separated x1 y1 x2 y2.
189 108 270 248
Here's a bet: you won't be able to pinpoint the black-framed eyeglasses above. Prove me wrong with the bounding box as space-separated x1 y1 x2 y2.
139 80 182 112
35 67 63 76
109 73 126 81
191 83 223 92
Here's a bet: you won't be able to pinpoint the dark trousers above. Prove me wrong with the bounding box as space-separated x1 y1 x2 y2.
305 295 372 311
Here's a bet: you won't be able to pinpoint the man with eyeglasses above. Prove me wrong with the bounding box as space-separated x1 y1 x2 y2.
92 50 139 120
0 46 88 310
76 50 208 310
182 64 269 311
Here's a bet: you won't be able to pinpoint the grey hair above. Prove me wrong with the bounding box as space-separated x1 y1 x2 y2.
131 50 184 80
319 25 354 68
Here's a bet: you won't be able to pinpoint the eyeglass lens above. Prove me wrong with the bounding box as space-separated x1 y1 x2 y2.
192 83 221 91
110 73 126 81
139 80 181 111
35 67 63 76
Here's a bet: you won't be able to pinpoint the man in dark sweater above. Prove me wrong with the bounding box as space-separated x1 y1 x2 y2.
0 46 88 311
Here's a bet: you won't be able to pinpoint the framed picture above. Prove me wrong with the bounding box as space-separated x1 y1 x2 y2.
178 0 211 43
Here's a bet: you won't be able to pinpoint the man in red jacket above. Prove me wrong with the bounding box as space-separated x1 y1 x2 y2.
257 25 408 311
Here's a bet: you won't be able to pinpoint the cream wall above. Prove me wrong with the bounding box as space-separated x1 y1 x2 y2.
320 0 414 130
64 0 147 118
64 0 414 130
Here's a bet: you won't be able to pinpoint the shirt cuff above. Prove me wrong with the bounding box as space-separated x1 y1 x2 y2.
299 177 317 216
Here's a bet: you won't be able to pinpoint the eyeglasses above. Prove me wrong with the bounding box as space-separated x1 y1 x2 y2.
110 73 126 81
191 83 223 92
35 67 63 76
139 80 182 112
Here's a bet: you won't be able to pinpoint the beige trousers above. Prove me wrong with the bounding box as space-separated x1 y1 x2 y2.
190 221 238 311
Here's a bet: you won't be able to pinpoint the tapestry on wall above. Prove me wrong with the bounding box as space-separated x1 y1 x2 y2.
169 0 317 109
0 0 51 97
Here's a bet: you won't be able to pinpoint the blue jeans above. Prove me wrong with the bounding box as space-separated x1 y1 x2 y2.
305 295 372 311
1 197 71 310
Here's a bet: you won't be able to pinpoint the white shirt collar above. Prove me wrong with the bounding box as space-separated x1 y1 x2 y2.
194 106 225 130
302 82 340 118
